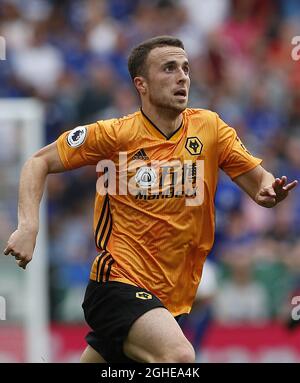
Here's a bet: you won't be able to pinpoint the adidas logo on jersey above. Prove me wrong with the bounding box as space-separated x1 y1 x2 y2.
132 149 149 160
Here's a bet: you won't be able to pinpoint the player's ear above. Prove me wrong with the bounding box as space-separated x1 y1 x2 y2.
134 76 147 95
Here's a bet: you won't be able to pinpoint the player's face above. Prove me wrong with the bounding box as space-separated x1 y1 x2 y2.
144 46 190 113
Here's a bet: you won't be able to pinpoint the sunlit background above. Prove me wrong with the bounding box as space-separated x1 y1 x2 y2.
1 0 300 362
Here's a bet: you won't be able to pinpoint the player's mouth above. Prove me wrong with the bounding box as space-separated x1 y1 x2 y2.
173 89 187 99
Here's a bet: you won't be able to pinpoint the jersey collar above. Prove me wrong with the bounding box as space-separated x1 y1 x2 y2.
140 108 185 141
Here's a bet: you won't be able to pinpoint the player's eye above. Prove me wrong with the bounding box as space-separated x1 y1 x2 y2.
183 66 189 75
164 64 175 72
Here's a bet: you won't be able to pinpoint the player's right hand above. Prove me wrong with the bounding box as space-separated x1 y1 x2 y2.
3 228 37 270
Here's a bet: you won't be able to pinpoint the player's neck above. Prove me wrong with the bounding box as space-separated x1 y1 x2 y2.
141 105 183 139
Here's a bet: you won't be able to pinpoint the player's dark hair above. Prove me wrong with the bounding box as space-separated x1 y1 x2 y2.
128 36 184 80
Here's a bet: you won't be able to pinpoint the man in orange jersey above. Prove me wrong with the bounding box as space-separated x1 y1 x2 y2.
4 36 298 363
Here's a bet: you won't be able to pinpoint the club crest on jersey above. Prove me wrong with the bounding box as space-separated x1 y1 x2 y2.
136 292 152 300
185 137 203 155
135 166 157 189
67 126 87 147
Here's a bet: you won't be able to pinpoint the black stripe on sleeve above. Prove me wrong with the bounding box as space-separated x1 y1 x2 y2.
94 194 109 249
99 254 112 283
96 251 107 282
105 258 115 282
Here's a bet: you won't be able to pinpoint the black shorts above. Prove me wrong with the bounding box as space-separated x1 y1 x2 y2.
82 280 166 363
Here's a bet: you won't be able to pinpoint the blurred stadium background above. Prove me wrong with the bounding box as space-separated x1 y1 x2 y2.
1 0 300 363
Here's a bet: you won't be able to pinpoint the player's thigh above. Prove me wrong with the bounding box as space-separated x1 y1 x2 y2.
80 345 107 363
123 307 195 363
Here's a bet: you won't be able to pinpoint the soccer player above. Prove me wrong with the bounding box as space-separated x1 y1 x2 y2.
3 36 298 363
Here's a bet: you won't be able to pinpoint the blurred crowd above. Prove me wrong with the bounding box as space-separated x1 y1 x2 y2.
0 0 300 328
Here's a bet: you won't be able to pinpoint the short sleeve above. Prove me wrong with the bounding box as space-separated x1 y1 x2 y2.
217 114 262 179
56 120 118 170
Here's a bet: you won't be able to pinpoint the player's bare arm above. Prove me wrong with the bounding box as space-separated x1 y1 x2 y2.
233 164 298 208
3 142 65 269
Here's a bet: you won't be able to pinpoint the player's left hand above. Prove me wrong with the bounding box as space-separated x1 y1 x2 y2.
256 176 298 208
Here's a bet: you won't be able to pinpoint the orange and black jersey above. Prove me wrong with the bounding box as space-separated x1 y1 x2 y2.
56 108 262 316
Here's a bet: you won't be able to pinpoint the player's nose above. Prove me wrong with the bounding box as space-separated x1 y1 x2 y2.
177 68 188 84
